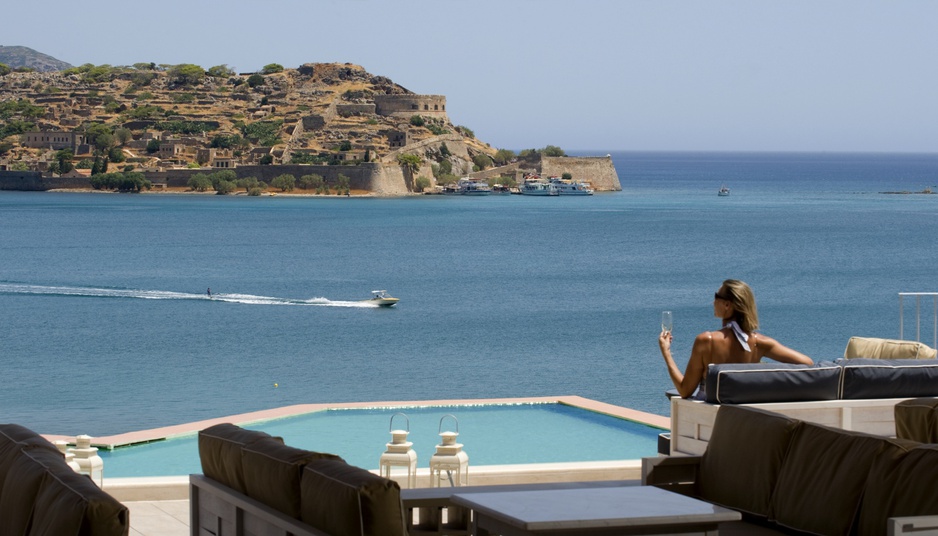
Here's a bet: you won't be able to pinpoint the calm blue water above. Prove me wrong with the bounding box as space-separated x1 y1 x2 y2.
1 151 937 438
100 404 663 477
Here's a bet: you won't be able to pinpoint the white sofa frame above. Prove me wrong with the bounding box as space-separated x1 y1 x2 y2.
669 396 936 457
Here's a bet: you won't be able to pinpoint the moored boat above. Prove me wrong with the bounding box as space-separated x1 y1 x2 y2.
520 178 559 196
549 177 594 195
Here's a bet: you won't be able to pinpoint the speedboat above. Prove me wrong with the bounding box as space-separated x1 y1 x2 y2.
718 185 730 196
367 290 399 307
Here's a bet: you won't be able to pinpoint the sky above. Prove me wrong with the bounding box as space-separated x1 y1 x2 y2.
4 0 937 153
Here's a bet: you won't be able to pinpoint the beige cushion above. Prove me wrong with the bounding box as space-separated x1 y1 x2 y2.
29 467 129 536
698 405 801 518
198 423 282 494
242 437 343 518
300 458 406 536
858 444 938 535
895 398 938 443
770 422 909 535
844 336 937 359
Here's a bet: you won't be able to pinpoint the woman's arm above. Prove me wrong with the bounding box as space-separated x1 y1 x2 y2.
756 334 814 365
659 331 710 398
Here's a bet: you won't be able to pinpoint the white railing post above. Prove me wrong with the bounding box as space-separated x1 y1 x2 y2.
898 292 938 348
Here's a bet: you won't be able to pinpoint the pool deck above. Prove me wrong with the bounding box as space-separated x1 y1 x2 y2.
45 395 669 449
44 396 668 536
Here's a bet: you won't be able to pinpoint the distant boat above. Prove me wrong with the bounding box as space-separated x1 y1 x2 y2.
366 290 399 307
458 179 492 196
520 178 559 196
718 185 730 196
549 177 594 196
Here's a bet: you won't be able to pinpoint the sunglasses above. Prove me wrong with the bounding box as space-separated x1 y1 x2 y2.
714 292 732 302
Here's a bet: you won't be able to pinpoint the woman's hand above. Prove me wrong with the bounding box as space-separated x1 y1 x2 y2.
658 330 673 354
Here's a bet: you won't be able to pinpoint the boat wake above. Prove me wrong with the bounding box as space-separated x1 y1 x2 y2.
0 283 380 308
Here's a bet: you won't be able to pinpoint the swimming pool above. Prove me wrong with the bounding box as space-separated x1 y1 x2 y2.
99 403 664 478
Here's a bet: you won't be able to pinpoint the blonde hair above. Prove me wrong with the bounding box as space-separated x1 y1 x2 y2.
721 279 759 333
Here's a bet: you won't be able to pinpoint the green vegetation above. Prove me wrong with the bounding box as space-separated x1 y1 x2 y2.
261 64 284 75
472 153 493 171
90 171 152 192
167 64 205 86
397 153 423 175
409 115 425 127
298 174 324 190
0 63 10 77
207 65 235 78
493 149 516 165
237 120 283 146
271 174 296 192
415 176 431 192
247 74 265 88
336 174 350 195
155 120 217 135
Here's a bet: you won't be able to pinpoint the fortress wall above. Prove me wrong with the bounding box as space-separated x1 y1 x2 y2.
540 155 621 191
336 103 376 115
0 171 90 190
151 164 409 194
374 94 447 118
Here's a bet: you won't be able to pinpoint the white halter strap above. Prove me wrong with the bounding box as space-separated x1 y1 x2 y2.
724 320 751 352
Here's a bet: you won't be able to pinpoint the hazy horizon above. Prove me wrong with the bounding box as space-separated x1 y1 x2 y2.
4 0 936 154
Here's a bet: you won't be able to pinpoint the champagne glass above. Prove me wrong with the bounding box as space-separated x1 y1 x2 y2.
661 311 673 334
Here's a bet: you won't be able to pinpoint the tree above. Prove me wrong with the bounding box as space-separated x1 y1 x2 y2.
0 63 11 77
494 149 516 166
415 176 431 192
397 153 423 175
54 149 74 174
145 139 161 154
215 180 237 195
409 115 425 127
472 153 493 171
543 145 566 157
271 174 296 192
188 173 213 192
167 64 205 86
107 146 126 163
336 174 350 196
261 64 284 74
298 174 323 190
207 64 235 78
114 127 133 145
247 74 265 88
338 140 352 151
84 123 115 154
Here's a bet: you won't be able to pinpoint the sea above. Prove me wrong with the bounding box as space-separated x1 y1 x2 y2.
1 151 937 437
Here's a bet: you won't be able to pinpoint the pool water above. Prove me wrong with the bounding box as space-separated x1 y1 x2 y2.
100 403 663 478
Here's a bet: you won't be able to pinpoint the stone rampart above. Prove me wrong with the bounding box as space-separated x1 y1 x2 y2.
0 170 91 190
336 103 376 116
374 94 447 118
540 155 621 191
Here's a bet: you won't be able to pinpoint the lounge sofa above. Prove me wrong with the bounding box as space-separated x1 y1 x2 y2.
0 423 129 536
669 358 938 456
190 423 408 536
644 404 938 536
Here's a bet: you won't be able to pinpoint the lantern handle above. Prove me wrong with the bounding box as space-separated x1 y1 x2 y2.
438 414 459 434
389 412 410 432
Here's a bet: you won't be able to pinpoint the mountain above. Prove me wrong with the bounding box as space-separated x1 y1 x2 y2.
0 46 73 72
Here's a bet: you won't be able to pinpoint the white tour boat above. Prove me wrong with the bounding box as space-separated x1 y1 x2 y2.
549 177 594 195
520 179 559 196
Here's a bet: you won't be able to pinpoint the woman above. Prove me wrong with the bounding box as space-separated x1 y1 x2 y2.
658 279 813 399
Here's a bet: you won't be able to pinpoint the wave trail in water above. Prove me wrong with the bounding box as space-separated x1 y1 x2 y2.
0 283 381 308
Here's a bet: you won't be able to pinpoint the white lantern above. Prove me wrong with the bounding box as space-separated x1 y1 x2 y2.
72 435 104 487
379 413 417 488
429 414 468 487
54 440 81 472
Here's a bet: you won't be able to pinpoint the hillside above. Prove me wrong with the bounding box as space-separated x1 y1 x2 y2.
0 61 497 186
0 46 73 72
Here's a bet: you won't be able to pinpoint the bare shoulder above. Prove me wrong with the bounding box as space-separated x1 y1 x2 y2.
694 331 713 345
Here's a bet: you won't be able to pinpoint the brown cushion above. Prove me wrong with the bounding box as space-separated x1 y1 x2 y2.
895 398 938 442
858 444 938 535
0 448 68 535
300 458 406 536
770 422 909 536
198 423 281 494
28 467 129 536
698 405 801 518
0 423 60 484
242 437 343 518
